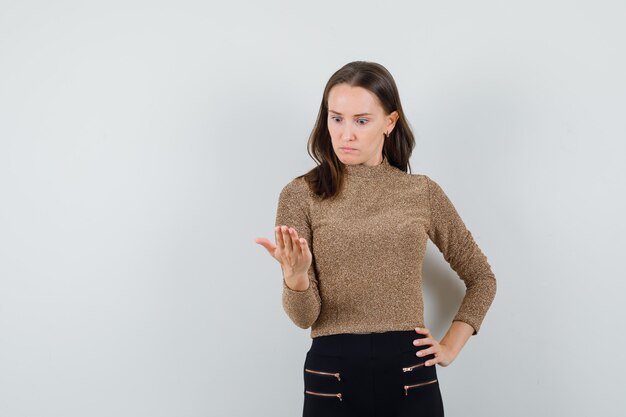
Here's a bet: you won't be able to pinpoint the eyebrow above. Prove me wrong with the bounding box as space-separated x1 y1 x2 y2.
328 110 372 117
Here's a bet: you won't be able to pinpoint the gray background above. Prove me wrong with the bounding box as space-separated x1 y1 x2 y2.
1 1 625 416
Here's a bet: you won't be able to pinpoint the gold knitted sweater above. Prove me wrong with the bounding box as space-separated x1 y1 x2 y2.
275 156 497 338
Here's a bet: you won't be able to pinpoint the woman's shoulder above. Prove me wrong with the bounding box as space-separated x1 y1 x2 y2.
404 171 440 187
278 175 313 200
388 167 430 187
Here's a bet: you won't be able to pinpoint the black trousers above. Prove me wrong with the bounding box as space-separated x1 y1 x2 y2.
302 330 444 417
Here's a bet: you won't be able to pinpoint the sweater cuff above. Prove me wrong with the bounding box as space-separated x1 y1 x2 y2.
282 277 313 295
282 277 320 329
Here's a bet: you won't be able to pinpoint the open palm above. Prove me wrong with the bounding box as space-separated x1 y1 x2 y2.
255 225 312 289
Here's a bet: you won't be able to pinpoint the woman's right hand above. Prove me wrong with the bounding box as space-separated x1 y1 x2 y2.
255 225 312 291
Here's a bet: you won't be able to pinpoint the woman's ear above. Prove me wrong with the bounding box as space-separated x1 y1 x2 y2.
388 110 399 132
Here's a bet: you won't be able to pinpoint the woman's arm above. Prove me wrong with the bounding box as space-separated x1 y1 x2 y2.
424 175 497 336
275 178 322 329
439 320 474 358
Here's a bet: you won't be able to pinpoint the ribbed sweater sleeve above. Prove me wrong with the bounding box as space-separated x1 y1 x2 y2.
425 175 497 335
274 178 322 329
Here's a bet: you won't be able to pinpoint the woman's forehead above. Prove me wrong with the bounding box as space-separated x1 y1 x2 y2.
327 85 381 114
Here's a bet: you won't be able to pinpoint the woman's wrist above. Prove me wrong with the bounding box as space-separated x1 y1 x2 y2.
439 320 474 358
284 272 309 291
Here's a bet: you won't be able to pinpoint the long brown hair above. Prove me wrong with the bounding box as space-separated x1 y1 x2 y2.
298 61 416 200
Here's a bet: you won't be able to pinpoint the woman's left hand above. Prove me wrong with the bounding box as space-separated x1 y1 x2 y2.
413 327 457 367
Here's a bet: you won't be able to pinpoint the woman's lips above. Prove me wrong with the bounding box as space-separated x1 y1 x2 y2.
341 147 356 152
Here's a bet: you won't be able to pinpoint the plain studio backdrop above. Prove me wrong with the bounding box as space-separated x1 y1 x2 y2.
1 1 625 416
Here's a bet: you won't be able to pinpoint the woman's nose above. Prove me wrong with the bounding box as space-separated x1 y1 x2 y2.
340 124 355 141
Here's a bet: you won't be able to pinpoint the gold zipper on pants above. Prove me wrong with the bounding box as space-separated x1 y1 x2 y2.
402 362 425 372
305 390 343 401
404 379 437 395
305 368 341 381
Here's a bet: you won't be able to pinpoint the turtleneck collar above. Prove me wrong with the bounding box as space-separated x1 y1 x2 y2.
343 155 393 178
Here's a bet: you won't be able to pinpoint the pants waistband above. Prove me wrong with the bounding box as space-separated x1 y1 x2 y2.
309 330 425 358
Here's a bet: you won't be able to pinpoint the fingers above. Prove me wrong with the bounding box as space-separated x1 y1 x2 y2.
286 226 298 253
254 237 276 256
298 235 308 254
275 226 283 247
413 337 434 347
417 345 440 366
278 225 292 253
291 228 307 256
417 345 437 358
278 226 289 253
415 326 431 336
275 225 304 257
414 327 440 366
425 355 440 367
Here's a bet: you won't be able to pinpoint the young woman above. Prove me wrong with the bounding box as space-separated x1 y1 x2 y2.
255 61 497 417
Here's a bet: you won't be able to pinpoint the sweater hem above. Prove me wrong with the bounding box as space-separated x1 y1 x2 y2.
309 323 425 339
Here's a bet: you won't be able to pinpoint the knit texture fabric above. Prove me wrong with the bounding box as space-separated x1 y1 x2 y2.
275 156 497 338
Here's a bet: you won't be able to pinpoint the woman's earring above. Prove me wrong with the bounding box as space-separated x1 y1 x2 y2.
384 132 390 139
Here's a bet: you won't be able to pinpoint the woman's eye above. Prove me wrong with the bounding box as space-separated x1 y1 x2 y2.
329 117 367 124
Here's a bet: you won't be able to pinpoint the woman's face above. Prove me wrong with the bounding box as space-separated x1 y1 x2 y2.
327 83 398 166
